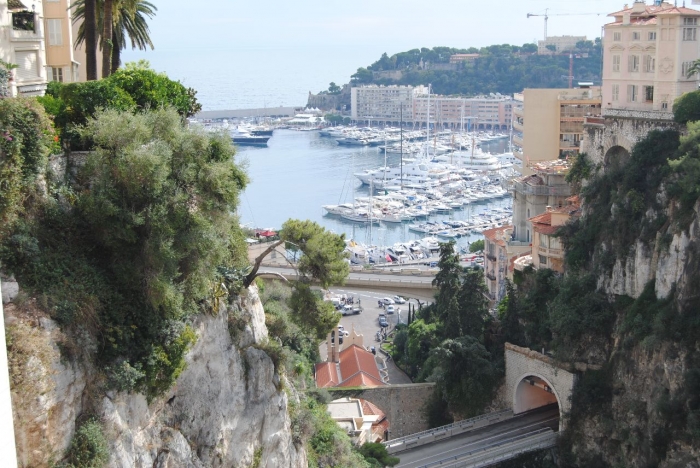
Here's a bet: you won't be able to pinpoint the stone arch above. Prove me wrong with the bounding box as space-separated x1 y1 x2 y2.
513 373 561 418
604 145 631 171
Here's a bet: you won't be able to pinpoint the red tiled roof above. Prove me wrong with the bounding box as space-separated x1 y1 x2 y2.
608 4 700 18
483 225 513 247
362 399 386 418
338 344 382 383
522 174 544 186
534 224 561 236
529 212 552 225
315 362 339 388
338 372 385 388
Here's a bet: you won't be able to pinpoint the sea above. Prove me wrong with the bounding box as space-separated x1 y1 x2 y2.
237 130 512 251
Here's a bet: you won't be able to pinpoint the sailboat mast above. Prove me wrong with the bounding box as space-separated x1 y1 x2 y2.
426 84 431 159
400 103 403 188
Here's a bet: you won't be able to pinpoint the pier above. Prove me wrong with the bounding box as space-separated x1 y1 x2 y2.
195 106 302 120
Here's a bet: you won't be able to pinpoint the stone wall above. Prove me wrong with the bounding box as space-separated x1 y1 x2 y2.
505 343 576 430
328 383 435 438
581 109 680 168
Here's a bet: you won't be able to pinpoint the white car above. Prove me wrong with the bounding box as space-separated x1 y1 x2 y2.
382 297 395 305
393 296 406 304
386 305 395 314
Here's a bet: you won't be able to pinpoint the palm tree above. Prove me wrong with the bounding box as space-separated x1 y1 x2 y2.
101 0 113 78
84 0 97 80
73 0 156 76
686 59 700 79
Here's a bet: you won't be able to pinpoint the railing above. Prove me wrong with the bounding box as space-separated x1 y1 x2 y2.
382 409 513 454
486 271 496 281
536 247 563 257
511 181 571 197
423 429 557 468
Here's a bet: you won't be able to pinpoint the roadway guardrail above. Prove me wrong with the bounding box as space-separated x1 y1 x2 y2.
420 428 557 468
382 409 514 454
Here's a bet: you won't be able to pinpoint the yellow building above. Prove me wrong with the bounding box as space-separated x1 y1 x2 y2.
513 87 601 175
42 0 80 82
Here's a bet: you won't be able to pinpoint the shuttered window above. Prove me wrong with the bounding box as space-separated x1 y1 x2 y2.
47 19 62 46
14 51 39 81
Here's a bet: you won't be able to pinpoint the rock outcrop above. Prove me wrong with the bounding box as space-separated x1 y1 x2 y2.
5 285 306 468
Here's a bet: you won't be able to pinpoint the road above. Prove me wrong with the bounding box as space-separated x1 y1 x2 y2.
258 265 437 289
396 405 559 468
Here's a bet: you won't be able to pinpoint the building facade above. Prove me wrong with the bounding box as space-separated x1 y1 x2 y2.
412 94 513 131
1 0 48 96
513 87 601 175
42 0 79 83
601 1 700 112
529 198 580 273
538 35 587 55
483 225 512 303
351 85 423 123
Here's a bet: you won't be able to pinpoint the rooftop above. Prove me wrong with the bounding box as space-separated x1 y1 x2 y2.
483 225 513 247
315 362 339 388
530 159 572 175
608 2 700 19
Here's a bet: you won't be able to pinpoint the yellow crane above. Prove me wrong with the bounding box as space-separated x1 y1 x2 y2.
527 9 604 40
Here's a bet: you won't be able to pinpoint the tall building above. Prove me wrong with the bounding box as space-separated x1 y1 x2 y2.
42 0 79 83
512 86 601 175
1 0 48 96
537 35 587 55
602 1 700 112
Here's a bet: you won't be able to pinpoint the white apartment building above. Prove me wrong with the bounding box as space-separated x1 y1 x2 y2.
412 94 513 130
538 35 587 55
1 0 48 96
602 1 700 112
351 85 425 123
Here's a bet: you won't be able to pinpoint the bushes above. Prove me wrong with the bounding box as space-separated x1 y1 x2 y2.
65 419 109 468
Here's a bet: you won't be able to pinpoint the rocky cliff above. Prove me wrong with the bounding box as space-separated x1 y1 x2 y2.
5 285 307 468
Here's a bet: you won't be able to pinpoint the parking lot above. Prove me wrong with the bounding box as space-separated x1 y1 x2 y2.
319 287 434 385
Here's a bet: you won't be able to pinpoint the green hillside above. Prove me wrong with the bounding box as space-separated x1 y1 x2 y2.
348 42 602 95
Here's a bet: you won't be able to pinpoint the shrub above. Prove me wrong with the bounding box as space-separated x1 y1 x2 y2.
66 419 109 468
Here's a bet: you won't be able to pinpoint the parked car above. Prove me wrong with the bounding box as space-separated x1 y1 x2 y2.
393 295 406 304
386 305 395 314
382 297 395 305
378 314 388 328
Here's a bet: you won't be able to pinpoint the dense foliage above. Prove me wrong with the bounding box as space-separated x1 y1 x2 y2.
347 42 602 96
65 418 109 468
390 242 501 419
38 64 201 150
1 107 248 398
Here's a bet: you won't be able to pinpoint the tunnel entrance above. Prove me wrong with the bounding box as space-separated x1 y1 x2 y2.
513 375 561 430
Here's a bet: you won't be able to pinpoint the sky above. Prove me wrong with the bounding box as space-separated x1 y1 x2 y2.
124 0 637 53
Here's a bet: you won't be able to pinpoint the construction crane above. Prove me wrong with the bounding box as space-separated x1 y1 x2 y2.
526 10 604 41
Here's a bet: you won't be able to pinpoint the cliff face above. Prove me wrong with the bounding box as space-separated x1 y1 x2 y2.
6 285 306 468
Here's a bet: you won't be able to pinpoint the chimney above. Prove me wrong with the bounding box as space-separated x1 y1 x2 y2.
632 1 647 13
546 206 552 212
623 13 631 24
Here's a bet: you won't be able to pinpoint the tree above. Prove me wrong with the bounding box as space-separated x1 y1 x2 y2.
358 442 400 467
327 82 341 94
424 335 499 417
101 0 114 77
84 0 98 80
469 239 484 253
674 90 700 124
73 0 157 74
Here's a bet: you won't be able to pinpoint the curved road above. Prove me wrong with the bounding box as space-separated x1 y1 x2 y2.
396 405 559 468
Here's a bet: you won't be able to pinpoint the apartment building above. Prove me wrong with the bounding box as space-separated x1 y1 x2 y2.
602 1 700 112
351 85 424 123
449 53 480 63
43 0 79 82
1 0 48 96
538 35 587 55
483 225 511 302
412 94 513 131
529 198 581 273
512 87 601 175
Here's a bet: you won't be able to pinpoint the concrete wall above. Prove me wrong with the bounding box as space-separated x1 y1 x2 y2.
505 343 576 430
0 280 18 467
328 383 435 438
195 107 301 120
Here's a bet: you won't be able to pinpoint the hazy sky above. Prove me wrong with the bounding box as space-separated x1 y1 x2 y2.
132 0 637 53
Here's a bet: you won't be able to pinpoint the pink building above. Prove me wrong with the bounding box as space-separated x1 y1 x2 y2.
602 1 700 112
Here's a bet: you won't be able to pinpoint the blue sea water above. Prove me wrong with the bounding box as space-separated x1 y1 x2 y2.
237 130 511 250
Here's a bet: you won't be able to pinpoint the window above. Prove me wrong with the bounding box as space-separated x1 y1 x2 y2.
628 84 638 102
684 18 698 26
51 67 63 82
662 102 668 110
648 31 657 41
539 255 547 265
682 61 696 77
644 86 654 102
539 234 548 247
683 27 697 41
632 31 641 40
629 55 640 72
46 19 62 46
612 84 620 101
613 32 621 41
613 55 621 72
645 55 655 72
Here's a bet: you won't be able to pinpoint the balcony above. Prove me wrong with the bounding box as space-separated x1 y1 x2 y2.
512 180 571 197
513 107 523 118
559 140 580 149
512 135 523 147
486 271 496 281
535 247 564 258
512 120 524 132
486 253 497 262
10 12 43 42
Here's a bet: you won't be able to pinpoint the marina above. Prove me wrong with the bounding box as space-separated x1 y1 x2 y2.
238 128 515 258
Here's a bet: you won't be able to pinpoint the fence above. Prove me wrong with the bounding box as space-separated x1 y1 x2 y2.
382 409 514 454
